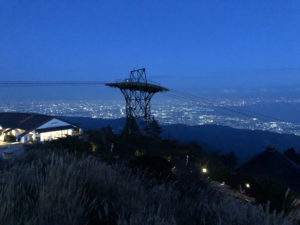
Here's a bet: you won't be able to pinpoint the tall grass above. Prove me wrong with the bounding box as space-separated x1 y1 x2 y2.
0 149 298 225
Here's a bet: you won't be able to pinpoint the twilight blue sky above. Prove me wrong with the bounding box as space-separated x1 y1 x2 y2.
0 0 299 99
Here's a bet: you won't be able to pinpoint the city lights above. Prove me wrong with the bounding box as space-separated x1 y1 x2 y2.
0 99 299 136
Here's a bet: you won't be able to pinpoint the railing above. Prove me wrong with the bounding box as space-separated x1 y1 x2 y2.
114 79 161 86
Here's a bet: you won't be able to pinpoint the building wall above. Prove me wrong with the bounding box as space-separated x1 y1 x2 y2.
40 129 74 142
20 134 30 143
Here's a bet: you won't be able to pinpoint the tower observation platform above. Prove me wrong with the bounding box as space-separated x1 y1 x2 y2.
106 80 168 93
106 68 168 135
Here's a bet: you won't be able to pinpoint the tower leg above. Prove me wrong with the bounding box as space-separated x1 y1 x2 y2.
121 116 140 137
120 88 155 135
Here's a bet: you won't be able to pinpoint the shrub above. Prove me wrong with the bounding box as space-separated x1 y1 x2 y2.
4 135 16 142
130 155 175 181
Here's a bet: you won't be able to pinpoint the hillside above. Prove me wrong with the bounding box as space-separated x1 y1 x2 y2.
162 124 300 160
63 116 300 160
0 149 296 225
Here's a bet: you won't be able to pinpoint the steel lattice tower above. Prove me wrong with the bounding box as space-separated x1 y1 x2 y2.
106 68 168 135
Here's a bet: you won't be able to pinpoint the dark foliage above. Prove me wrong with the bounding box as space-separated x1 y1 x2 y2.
32 136 92 154
4 135 16 142
0 150 296 225
250 177 297 212
30 128 300 215
145 118 162 138
130 155 175 181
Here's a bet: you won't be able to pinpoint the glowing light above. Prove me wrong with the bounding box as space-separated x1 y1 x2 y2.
202 168 208 174
245 183 250 188
171 166 176 173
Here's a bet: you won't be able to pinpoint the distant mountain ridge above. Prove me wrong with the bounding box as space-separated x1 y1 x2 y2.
162 124 300 160
62 116 300 161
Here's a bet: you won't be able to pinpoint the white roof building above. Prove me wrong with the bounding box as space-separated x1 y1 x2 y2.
0 112 82 143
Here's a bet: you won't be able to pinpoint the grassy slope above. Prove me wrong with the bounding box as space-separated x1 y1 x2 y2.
0 149 297 225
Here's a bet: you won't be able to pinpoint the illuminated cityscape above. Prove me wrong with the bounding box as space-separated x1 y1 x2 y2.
1 98 299 136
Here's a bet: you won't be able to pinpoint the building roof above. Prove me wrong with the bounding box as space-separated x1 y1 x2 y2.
36 125 77 133
237 148 300 191
0 112 76 132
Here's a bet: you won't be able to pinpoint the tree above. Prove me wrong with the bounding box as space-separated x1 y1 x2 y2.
4 135 16 143
146 118 162 138
223 151 239 169
130 155 174 181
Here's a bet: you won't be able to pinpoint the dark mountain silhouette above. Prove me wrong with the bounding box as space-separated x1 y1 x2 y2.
62 116 300 161
61 116 125 132
237 147 300 191
161 124 300 161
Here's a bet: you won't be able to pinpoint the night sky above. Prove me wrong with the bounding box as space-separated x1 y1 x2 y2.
0 0 299 99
